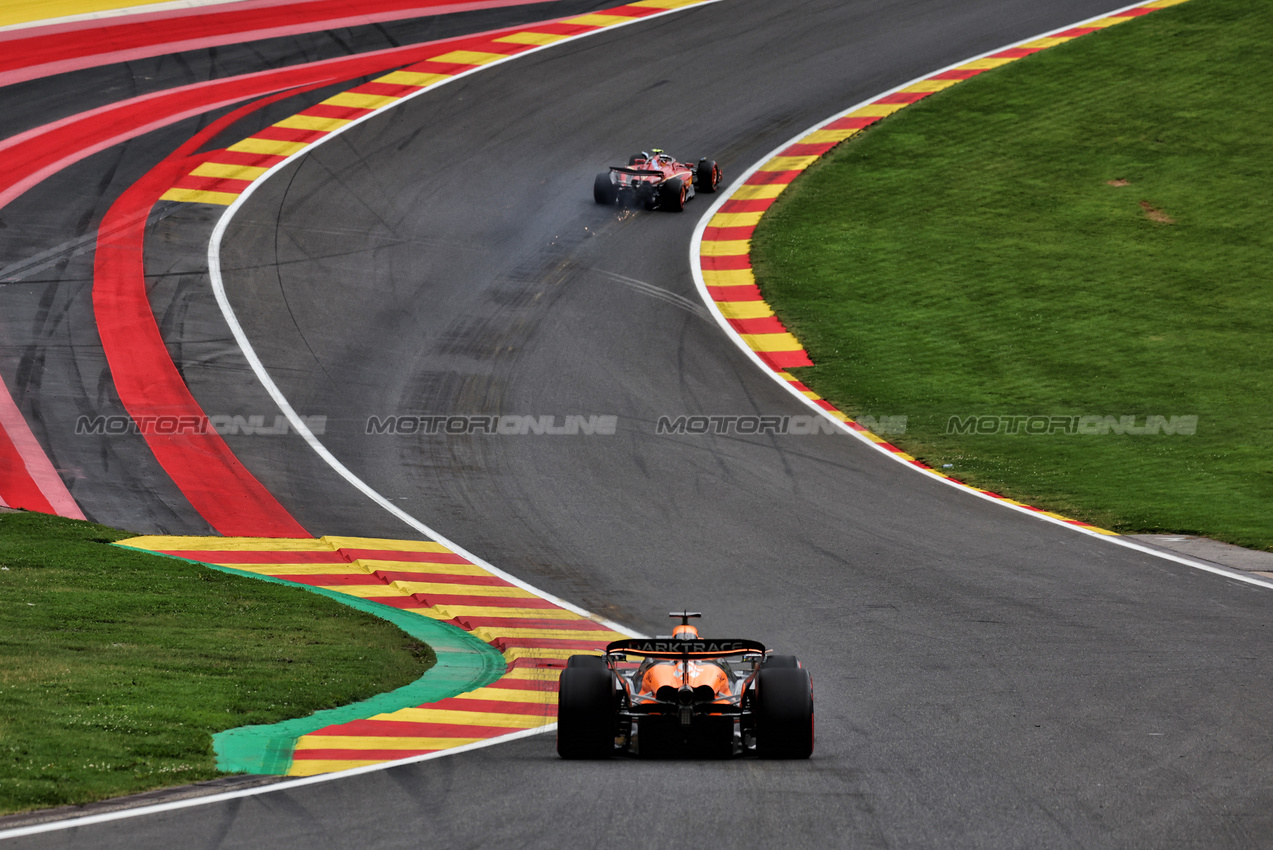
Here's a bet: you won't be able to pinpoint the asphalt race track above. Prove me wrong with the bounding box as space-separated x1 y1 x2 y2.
3 0 1272 847
0 0 622 533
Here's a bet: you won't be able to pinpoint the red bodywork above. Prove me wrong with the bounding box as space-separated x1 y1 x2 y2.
593 150 721 211
611 153 695 192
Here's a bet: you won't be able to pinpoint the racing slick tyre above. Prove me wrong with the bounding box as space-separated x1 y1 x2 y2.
761 655 800 669
628 153 643 165
659 177 687 212
594 172 618 205
695 159 721 193
557 656 616 759
754 667 814 759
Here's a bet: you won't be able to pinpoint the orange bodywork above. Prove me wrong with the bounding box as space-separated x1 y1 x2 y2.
639 661 731 697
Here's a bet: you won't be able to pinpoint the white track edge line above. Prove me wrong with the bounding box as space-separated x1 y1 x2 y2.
3 0 1250 840
0 5 739 840
198 1 728 627
687 0 1273 593
201 3 735 632
0 725 556 841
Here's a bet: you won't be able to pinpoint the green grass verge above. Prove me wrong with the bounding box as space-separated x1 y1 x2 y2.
752 0 1273 550
0 511 434 814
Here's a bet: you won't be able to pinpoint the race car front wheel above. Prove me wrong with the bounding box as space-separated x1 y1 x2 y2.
754 666 814 759
557 656 616 759
696 159 721 193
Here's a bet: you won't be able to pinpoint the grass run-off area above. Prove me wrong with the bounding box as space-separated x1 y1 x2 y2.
752 0 1273 551
0 511 434 815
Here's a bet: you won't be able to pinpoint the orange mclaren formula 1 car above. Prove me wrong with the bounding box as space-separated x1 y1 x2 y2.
593 149 722 212
557 612 813 759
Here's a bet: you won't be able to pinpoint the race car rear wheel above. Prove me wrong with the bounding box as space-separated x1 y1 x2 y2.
659 177 686 212
754 666 814 759
762 654 800 669
557 657 616 759
696 159 721 193
593 172 618 205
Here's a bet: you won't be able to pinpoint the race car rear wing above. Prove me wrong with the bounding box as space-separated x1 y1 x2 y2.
606 638 766 658
609 166 665 177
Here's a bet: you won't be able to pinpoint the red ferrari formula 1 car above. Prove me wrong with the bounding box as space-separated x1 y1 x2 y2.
593 149 722 212
557 612 813 759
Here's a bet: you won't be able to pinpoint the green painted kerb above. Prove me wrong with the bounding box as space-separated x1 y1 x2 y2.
114 545 507 775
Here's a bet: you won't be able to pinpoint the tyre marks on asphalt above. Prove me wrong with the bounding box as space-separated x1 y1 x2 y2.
160 0 716 205
92 89 315 537
697 0 1193 537
43 0 713 772
12 0 714 534
121 534 628 775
